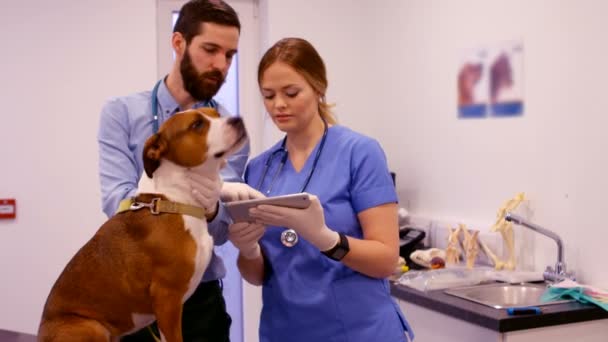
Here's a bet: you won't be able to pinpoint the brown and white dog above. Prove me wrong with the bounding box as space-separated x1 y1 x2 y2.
38 108 247 342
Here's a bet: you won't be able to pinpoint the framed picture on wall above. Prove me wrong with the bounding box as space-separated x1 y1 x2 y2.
458 40 524 119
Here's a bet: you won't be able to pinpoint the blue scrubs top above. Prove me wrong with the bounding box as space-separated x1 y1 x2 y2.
245 125 414 342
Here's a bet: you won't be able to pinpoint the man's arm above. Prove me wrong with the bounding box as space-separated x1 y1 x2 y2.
98 99 139 218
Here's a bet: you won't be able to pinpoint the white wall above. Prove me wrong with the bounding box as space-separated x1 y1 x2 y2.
0 0 157 334
364 0 608 288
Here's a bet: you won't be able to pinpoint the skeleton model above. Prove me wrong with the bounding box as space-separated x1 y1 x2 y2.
444 223 480 269
460 224 480 270
445 226 463 265
478 192 526 270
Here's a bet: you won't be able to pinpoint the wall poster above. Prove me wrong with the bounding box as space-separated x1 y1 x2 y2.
457 41 524 119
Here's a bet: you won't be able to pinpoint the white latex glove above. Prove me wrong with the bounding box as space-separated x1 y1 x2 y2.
229 222 265 259
221 182 266 202
186 170 222 214
250 194 339 251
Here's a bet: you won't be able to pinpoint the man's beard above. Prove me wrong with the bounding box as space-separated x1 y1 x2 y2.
180 49 225 102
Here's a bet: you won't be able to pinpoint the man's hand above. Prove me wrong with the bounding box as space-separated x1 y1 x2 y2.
221 182 266 202
187 171 222 215
229 222 265 259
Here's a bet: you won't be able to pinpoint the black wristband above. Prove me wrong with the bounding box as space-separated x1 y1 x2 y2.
321 233 350 261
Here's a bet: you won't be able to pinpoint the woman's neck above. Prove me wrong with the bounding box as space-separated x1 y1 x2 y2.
285 116 326 154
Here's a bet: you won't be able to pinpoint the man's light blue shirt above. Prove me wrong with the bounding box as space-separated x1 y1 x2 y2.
97 80 248 282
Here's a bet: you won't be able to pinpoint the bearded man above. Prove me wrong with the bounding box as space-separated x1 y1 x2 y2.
97 1 249 341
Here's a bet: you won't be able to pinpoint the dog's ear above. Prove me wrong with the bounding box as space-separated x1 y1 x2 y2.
143 133 168 178
196 107 220 119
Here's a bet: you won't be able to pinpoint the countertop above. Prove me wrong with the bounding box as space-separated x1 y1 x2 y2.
390 281 608 332
0 329 36 342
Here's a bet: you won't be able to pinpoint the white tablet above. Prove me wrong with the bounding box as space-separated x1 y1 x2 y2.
225 193 311 223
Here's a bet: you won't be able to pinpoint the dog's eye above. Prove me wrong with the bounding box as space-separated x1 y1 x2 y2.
190 119 206 131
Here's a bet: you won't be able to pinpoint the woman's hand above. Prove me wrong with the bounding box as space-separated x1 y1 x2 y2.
250 194 339 251
229 222 265 259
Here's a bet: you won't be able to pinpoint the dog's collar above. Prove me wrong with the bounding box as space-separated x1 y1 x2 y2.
115 197 211 220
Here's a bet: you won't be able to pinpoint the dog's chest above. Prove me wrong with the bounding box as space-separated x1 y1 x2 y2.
182 215 214 302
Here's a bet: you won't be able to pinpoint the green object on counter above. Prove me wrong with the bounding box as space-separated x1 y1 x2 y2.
542 286 608 312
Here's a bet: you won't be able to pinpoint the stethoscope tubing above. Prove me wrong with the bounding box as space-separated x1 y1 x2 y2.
256 117 328 195
151 80 162 134
256 117 328 248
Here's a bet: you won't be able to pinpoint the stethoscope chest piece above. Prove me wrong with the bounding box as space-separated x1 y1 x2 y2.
281 229 299 247
258 117 328 248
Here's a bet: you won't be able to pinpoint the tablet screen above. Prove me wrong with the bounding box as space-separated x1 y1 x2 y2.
225 193 311 223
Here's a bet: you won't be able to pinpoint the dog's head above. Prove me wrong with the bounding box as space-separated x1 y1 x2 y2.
143 108 247 178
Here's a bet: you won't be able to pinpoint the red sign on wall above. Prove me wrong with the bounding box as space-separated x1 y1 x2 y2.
0 199 16 219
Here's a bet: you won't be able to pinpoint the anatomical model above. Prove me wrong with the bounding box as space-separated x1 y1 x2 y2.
460 224 480 270
481 192 526 270
445 226 463 265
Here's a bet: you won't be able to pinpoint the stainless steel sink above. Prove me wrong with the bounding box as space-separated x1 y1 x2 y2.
444 282 572 309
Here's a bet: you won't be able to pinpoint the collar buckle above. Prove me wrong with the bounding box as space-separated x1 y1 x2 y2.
130 198 160 215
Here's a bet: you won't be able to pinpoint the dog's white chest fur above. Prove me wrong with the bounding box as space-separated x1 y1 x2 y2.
136 162 215 302
182 215 213 301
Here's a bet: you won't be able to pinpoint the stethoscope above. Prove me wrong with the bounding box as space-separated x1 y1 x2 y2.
256 116 328 247
151 79 216 134
154 78 327 247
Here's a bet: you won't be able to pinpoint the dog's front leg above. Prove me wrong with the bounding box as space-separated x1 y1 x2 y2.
151 285 184 342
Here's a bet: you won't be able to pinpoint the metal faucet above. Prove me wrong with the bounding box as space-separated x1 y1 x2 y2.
504 212 575 283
